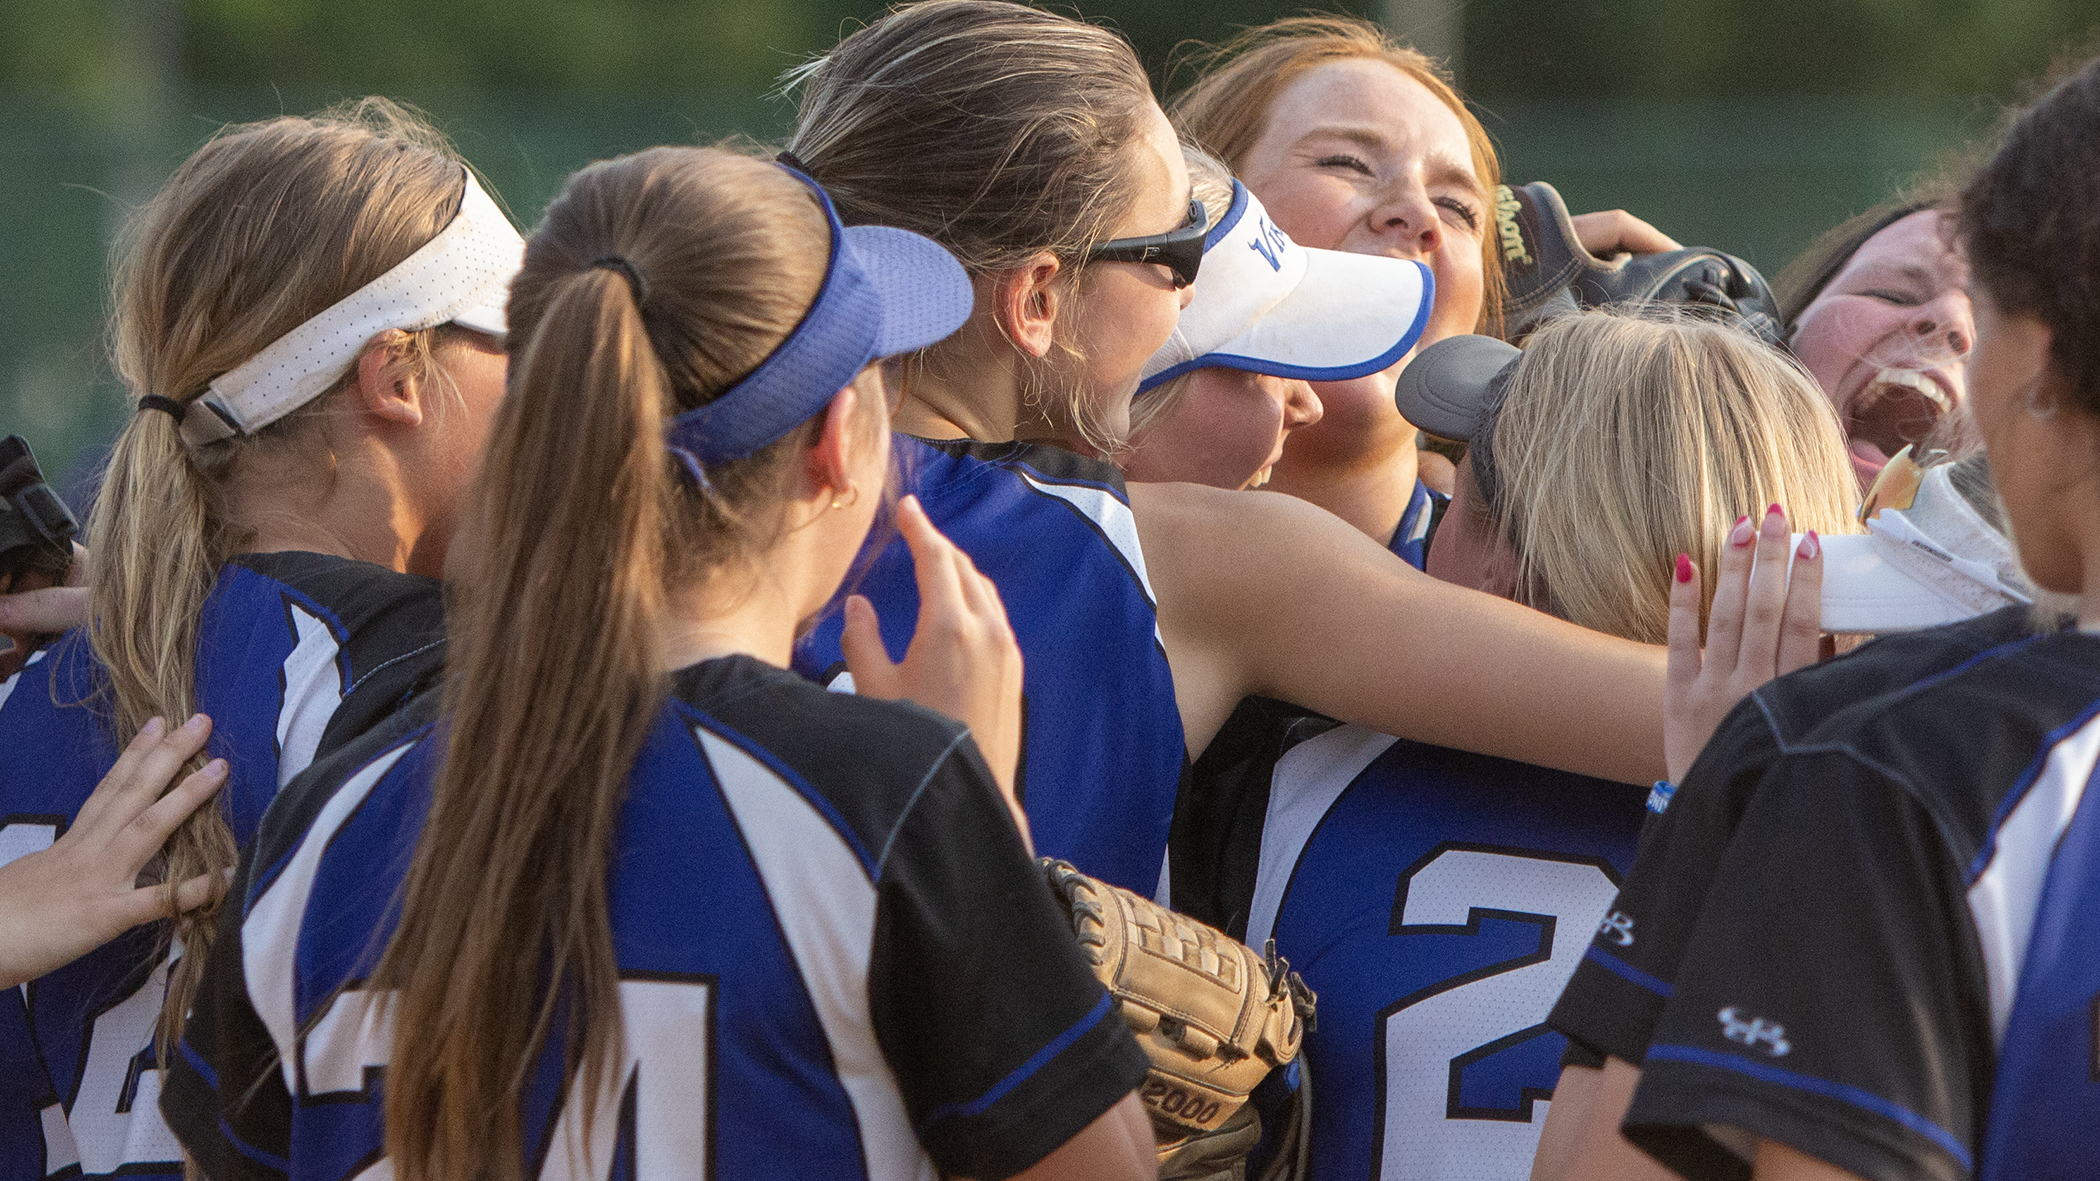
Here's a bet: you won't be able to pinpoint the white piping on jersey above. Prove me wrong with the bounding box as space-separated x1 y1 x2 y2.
277 601 346 788
1967 709 2100 1046
0 644 47 713
1246 725 1399 948
1015 473 1162 641
245 741 415 1088
699 727 937 1181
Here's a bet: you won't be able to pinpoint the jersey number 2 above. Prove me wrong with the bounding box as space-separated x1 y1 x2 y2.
1373 844 1619 1178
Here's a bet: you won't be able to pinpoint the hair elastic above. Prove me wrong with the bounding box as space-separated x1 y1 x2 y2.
136 394 189 424
589 255 650 306
774 149 813 175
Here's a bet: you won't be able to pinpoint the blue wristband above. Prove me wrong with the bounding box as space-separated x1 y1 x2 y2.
1646 780 1678 814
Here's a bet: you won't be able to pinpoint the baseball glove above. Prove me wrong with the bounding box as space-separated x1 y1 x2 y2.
1040 858 1315 1181
1493 180 1783 346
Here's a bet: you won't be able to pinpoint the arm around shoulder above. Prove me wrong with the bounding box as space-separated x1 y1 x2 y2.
1131 481 1666 783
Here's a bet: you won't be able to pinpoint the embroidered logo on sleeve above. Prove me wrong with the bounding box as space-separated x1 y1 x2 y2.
1718 1007 1791 1056
1598 910 1635 947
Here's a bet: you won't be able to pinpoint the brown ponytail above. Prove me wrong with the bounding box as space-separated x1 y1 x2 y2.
373 146 843 1181
89 98 469 1056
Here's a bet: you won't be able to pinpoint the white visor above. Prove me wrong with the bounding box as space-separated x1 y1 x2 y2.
181 168 525 447
1139 181 1433 391
1802 466 2033 633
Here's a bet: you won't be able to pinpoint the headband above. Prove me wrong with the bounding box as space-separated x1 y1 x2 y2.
664 167 972 469
180 167 525 448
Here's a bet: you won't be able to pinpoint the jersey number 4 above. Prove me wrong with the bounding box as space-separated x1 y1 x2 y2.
1372 844 1620 1179
307 974 716 1181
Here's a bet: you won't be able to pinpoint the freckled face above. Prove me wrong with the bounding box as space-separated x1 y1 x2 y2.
1236 59 1487 348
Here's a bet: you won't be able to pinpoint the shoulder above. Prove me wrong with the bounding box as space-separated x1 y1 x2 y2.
1765 631 2100 855
909 435 1129 499
672 657 984 869
244 691 439 904
1747 606 2044 746
221 551 443 625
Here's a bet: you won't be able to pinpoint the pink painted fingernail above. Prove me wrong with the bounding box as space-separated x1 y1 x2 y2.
1766 502 1784 518
1797 530 1820 561
1675 553 1694 583
1730 517 1756 548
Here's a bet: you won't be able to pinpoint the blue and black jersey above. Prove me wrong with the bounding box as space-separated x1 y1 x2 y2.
0 552 443 1181
796 435 1186 896
1548 606 2047 1070
1173 709 1646 1180
1388 478 1446 572
1979 723 2100 1181
1623 629 2100 1181
161 654 1146 1181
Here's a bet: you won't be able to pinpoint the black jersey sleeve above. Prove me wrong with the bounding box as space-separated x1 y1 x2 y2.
867 735 1148 1181
1621 750 1990 1181
160 845 294 1181
1546 694 1780 1064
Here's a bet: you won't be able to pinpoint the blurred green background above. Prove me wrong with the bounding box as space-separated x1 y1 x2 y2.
5 0 2096 491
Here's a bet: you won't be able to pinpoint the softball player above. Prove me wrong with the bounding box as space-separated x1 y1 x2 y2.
0 102 519 1181
161 148 1151 1181
785 1 1681 906
1615 56 2100 1181
1173 310 1854 1181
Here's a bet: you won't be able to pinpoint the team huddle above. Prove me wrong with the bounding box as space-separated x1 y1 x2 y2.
1 3 2096 1180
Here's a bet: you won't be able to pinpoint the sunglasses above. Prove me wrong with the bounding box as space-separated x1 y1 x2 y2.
1085 198 1207 288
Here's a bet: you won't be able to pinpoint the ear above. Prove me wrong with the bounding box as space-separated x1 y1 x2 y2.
350 332 426 429
987 252 1064 359
806 382 864 500
1477 536 1522 599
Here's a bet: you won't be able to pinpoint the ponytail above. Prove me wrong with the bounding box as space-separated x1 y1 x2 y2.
374 146 834 1181
82 407 234 1056
377 271 671 1181
87 98 467 1058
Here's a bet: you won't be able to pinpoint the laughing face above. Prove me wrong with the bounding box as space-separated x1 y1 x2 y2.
1788 210 1974 487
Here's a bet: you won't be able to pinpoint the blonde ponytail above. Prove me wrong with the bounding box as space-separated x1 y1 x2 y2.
87 97 468 1055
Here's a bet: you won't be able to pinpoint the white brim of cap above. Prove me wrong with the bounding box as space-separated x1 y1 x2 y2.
1146 252 1433 388
1814 532 1999 633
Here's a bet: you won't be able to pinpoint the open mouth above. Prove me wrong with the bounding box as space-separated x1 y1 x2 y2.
1844 368 1953 472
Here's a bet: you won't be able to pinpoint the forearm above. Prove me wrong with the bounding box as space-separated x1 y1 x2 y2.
1252 563 1666 782
1139 482 1664 782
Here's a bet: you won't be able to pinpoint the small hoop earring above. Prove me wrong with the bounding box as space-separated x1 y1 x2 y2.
830 480 860 511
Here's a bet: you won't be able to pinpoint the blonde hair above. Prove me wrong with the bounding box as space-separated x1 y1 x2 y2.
372 147 853 1181
89 97 474 1055
1169 15 1506 336
782 0 1157 452
1489 308 1859 644
1126 145 1238 441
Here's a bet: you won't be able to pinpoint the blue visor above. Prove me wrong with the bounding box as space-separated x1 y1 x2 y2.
666 167 973 468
